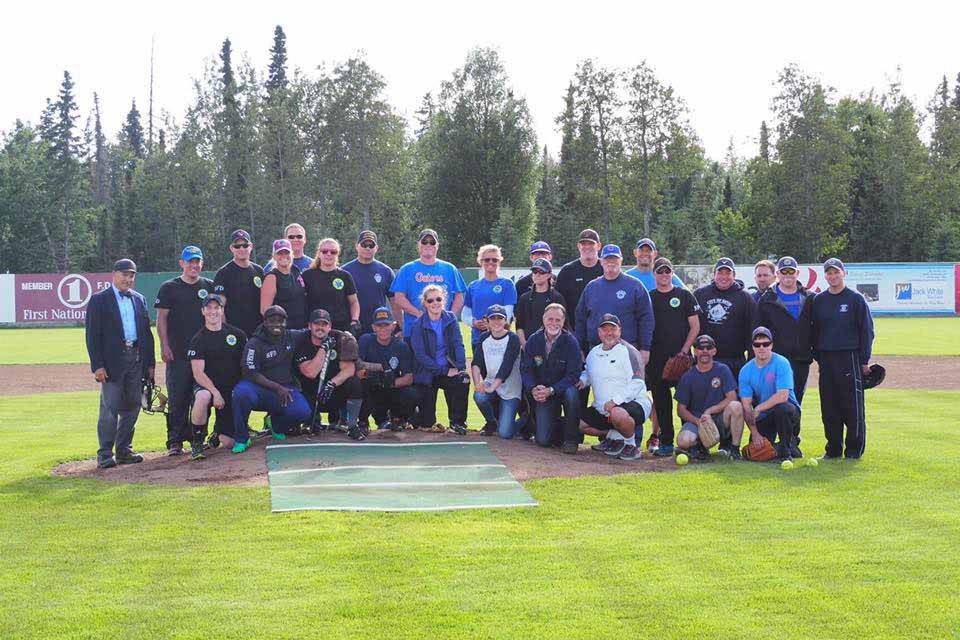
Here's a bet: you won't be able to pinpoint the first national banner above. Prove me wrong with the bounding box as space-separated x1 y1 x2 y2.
15 272 113 323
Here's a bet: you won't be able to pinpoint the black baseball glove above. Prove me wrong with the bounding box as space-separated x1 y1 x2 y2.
317 380 337 406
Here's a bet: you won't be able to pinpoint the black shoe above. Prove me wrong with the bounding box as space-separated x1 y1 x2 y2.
729 447 742 461
347 425 367 441
693 445 710 461
561 441 579 455
652 444 675 457
117 452 143 465
206 433 220 449
618 444 642 461
603 440 626 457
480 422 497 437
389 419 406 432
591 438 614 452
98 458 117 469
448 423 468 436
189 442 206 460
789 443 803 459
166 445 183 457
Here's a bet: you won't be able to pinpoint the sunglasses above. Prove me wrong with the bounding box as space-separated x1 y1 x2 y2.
359 242 376 249
655 268 673 274
420 238 437 246
779 269 797 275
320 249 339 255
752 341 772 348
532 269 549 275
287 234 304 240
695 344 714 351
425 297 443 304
232 243 250 249
482 257 500 263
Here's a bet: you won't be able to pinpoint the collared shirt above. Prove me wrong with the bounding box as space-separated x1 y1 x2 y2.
112 285 138 342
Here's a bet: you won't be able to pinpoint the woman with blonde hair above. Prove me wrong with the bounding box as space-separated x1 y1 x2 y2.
462 244 517 345
301 237 361 335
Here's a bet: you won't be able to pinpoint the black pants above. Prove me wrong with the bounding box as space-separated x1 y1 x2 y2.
646 357 677 446
818 351 866 458
361 384 418 424
308 376 363 413
165 358 194 448
416 376 469 427
756 402 800 450
790 359 811 405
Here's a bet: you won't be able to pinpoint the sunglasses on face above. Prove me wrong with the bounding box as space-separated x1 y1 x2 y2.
232 244 250 249
779 269 797 275
532 269 548 275
482 257 500 263
359 242 376 249
752 341 772 348
287 234 304 240
320 249 339 255
420 239 437 246
425 297 443 304
695 345 714 351
655 268 673 274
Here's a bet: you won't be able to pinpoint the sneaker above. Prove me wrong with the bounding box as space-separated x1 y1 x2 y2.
271 428 287 441
591 439 613 452
693 445 710 461
206 433 220 449
98 458 117 469
618 444 642 461
789 443 804 459
480 422 497 437
716 446 731 458
653 444 675 458
428 423 447 433
448 423 468 436
190 442 206 461
777 446 791 462
603 440 626 457
166 445 183 457
729 447 742 461
389 419 406 432
561 441 579 455
116 452 144 464
645 434 660 452
347 425 367 441
231 440 250 454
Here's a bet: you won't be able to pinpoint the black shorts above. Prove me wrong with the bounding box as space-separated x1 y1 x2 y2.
191 385 235 435
581 402 646 430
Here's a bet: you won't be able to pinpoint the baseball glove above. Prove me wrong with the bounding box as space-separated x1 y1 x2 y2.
742 436 777 462
662 354 693 382
697 414 720 449
863 363 886 389
141 379 168 415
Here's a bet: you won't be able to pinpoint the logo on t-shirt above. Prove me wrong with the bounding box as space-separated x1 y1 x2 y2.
493 284 502 293
616 290 626 299
374 273 383 284
187 349 197 357
333 278 345 291
266 350 277 359
534 356 544 366
670 297 680 308
253 276 262 288
765 371 776 383
226 334 237 346
389 356 399 370
711 376 721 388
329 349 338 360
706 298 732 324
198 289 209 299
839 304 849 313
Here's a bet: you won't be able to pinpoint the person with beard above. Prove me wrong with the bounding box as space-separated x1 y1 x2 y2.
752 260 776 302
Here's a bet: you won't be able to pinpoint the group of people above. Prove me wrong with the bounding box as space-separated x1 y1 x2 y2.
85 224 875 469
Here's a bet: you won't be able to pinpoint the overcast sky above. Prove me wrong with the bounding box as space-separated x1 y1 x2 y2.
3 0 957 160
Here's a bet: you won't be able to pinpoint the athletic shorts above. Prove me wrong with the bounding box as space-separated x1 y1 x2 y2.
192 385 235 435
581 402 646 431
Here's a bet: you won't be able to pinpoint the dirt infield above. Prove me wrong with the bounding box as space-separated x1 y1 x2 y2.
7 355 960 397
52 429 682 486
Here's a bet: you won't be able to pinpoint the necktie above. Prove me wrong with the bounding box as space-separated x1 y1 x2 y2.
119 290 133 298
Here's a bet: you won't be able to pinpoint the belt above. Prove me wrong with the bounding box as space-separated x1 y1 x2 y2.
123 340 138 349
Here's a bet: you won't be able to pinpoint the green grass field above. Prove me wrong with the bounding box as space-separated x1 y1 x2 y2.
2 316 959 365
1 389 958 638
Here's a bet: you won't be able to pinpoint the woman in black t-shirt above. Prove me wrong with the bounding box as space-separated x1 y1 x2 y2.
260 239 307 328
301 238 361 334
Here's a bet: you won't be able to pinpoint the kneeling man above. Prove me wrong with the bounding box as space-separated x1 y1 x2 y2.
739 326 802 461
231 305 311 452
674 334 743 460
357 307 418 431
577 313 652 461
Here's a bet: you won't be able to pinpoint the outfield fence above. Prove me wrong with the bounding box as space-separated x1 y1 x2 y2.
2 262 958 326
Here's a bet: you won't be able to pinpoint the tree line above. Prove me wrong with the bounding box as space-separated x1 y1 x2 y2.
2 26 960 274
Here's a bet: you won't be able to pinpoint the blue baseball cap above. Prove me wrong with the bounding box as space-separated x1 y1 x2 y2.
600 244 622 259
777 256 799 272
823 257 845 272
529 241 552 255
181 245 203 261
372 306 395 325
485 304 508 319
636 238 657 251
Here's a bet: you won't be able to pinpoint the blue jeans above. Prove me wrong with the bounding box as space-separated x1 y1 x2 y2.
473 391 521 439
531 385 581 447
232 380 311 443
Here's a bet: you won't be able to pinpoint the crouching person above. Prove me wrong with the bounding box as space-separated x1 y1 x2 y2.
577 313 652 461
357 307 418 432
674 334 743 460
295 309 365 439
472 305 523 439
520 303 582 451
230 305 311 453
740 326 802 461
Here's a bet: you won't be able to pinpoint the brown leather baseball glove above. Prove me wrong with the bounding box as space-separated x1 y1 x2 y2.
742 436 778 462
697 414 720 449
662 354 693 382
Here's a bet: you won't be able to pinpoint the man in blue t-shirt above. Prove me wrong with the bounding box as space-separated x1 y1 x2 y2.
674 334 744 459
625 238 685 291
342 230 400 335
738 326 802 461
390 229 467 338
463 244 518 344
357 307 418 430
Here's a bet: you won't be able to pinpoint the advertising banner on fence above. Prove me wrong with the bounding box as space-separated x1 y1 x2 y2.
14 272 113 323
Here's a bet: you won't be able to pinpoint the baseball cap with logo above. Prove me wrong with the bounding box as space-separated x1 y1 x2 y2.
823 257 845 272
752 326 773 341
181 245 203 261
357 230 378 245
531 258 553 274
600 244 622 259
264 305 288 319
529 241 552 255
202 293 225 307
653 257 674 272
578 228 601 243
372 306 395 325
693 334 716 349
636 238 657 251
599 313 621 327
485 304 508 319
113 258 137 273
231 229 252 244
272 239 292 254
418 228 439 243
777 256 799 272
714 257 735 273
309 308 332 324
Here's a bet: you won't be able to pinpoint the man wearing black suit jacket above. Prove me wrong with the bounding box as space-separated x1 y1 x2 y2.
85 259 156 469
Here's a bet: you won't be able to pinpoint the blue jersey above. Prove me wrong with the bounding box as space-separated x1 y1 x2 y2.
390 259 467 337
575 273 654 350
776 286 803 321
624 267 685 291
342 258 395 333
675 362 737 417
738 353 799 419
464 277 517 343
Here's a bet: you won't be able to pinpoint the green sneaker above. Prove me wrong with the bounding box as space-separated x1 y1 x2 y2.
232 440 251 454
271 429 287 441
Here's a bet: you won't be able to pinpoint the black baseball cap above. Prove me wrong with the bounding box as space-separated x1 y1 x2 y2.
823 257 845 272
264 305 287 319
693 334 716 349
357 230 378 245
113 258 137 273
598 313 621 327
752 326 773 341
231 229 252 244
531 258 553 274
578 228 600 243
418 228 439 242
653 257 673 272
636 238 657 251
202 293 225 307
714 257 736 273
485 304 508 319
309 308 332 324
372 306 394 325
777 256 799 272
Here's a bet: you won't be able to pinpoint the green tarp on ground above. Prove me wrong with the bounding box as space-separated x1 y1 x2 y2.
266 442 538 512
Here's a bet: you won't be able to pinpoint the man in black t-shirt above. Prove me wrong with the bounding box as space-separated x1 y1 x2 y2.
186 294 247 459
357 307 418 431
295 308 365 439
555 229 603 332
213 229 264 338
646 257 701 457
155 245 215 456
